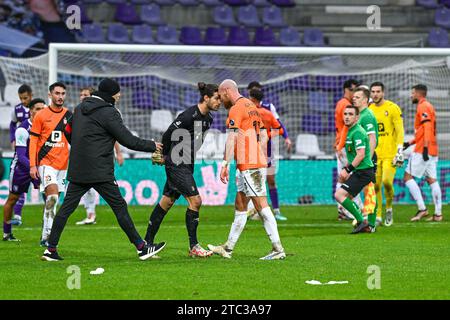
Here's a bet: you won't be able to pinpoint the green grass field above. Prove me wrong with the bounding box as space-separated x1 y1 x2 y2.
0 204 449 300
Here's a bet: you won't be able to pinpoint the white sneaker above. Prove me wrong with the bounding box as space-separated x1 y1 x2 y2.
207 244 232 259
76 217 96 225
259 250 286 260
384 209 393 226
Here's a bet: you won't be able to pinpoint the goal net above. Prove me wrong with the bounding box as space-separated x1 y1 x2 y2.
0 45 449 205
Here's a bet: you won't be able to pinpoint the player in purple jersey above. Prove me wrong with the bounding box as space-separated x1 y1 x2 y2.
246 81 292 221
3 98 44 241
9 84 33 225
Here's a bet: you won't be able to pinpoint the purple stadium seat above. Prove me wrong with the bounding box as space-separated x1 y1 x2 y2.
440 0 450 7
158 88 180 111
303 28 325 46
156 25 180 44
213 5 238 26
435 7 450 29
184 89 199 105
262 6 286 27
76 4 92 24
308 91 331 113
302 114 324 135
224 0 250 5
107 23 130 43
254 0 271 7
141 4 164 25
428 27 449 47
114 3 141 25
180 26 203 45
279 27 301 46
84 0 103 3
107 0 126 3
228 26 250 45
177 0 200 5
131 0 150 4
132 24 155 44
416 0 439 8
133 88 153 109
254 27 277 46
288 76 310 90
211 113 227 131
270 0 295 6
237 5 262 27
81 23 105 43
314 75 340 91
202 0 222 6
205 27 228 45
154 0 176 5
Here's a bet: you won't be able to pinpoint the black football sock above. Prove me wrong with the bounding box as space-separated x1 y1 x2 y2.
144 204 167 244
186 208 199 250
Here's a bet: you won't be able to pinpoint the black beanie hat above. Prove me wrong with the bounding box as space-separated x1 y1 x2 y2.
98 78 120 96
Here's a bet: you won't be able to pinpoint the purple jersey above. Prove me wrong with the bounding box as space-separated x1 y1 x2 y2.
260 100 288 139
9 119 36 194
9 103 30 143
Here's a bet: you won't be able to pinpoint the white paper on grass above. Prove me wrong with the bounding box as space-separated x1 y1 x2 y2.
305 280 349 285
90 267 105 275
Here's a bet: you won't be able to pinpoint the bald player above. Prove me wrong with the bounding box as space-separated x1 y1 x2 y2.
208 79 286 260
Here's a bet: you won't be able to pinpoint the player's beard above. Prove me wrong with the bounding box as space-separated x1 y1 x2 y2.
412 98 418 104
223 99 233 110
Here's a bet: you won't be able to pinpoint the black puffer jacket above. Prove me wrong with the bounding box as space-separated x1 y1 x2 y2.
67 95 156 183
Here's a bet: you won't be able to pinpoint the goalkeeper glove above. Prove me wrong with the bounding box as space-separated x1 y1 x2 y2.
422 147 429 161
392 150 405 168
151 150 165 166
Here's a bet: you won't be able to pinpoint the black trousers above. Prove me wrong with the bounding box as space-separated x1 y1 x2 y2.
48 180 142 248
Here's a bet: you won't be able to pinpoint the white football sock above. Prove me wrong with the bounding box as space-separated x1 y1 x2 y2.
226 211 247 250
42 194 58 240
83 188 96 217
405 179 426 211
429 182 442 215
260 206 283 252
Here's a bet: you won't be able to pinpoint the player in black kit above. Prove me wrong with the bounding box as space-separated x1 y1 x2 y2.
145 82 221 257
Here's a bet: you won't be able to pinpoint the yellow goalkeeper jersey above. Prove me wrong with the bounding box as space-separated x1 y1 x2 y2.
369 100 404 159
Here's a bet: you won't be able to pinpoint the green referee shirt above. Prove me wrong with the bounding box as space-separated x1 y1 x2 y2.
345 123 374 170
358 107 379 146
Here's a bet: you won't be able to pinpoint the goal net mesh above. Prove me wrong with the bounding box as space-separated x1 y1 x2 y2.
0 48 449 205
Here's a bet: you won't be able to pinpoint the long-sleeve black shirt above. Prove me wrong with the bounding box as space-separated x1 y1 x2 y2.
162 105 213 172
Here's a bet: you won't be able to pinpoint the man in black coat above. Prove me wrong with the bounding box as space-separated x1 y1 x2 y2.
42 78 166 261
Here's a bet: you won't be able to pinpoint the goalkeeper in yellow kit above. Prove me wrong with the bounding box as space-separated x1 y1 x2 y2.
369 82 405 226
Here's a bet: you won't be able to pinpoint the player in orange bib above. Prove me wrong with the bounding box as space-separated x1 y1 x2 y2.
207 79 285 260
245 87 284 221
29 82 71 246
403 84 442 222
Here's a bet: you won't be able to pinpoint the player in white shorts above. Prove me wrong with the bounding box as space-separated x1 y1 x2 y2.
404 84 442 222
208 79 285 260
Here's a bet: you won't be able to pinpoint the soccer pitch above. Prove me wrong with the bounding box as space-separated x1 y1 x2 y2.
0 204 448 300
